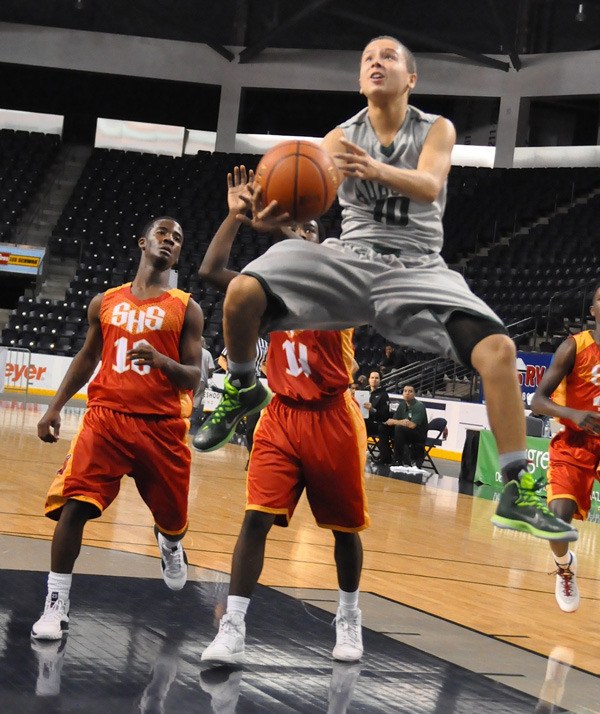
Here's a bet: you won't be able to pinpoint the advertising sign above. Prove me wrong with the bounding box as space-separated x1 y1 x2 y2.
0 243 45 275
474 429 600 514
516 351 553 407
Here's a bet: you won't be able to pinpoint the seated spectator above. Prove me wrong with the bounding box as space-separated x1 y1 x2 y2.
364 370 392 463
384 385 428 467
379 344 405 375
356 374 368 389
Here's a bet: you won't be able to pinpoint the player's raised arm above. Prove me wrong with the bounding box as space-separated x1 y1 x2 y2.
198 166 255 292
37 293 104 442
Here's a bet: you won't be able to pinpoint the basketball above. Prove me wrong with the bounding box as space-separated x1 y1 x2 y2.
255 140 340 223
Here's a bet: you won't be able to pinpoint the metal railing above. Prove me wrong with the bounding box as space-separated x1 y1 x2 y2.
0 346 32 402
377 316 547 403
381 356 479 401
543 280 597 340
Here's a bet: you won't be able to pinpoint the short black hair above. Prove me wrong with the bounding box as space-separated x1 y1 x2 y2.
589 282 600 303
140 216 181 239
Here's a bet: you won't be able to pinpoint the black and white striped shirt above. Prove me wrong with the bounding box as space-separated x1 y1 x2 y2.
221 337 269 377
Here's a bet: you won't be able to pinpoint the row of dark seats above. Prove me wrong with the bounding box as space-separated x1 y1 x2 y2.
0 129 60 242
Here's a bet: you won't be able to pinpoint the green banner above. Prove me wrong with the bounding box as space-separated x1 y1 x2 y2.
474 429 600 517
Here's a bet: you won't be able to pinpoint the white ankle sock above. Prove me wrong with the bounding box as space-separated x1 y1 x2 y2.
555 551 573 568
338 588 359 612
48 571 72 601
227 595 250 616
158 532 181 550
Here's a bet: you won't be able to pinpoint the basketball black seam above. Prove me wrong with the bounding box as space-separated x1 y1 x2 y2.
263 151 296 214
302 153 329 216
293 141 299 221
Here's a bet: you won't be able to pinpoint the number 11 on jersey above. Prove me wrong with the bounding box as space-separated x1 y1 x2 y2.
283 339 312 378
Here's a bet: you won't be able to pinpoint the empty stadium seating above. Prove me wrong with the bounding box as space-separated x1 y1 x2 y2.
0 129 60 243
1 142 599 363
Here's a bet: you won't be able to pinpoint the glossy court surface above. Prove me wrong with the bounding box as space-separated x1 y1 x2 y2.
0 399 598 712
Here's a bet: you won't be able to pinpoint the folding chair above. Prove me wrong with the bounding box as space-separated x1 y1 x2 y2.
421 417 448 475
525 415 544 437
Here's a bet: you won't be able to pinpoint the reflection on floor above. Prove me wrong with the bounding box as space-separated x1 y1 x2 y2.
0 569 563 713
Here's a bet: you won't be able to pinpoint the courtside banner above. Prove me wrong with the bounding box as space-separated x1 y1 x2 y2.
3 351 95 398
474 428 600 514
479 351 552 406
0 243 45 275
516 351 552 407
0 346 7 393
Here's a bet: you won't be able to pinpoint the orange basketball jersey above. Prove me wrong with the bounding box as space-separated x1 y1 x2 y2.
86 284 193 417
552 331 600 430
266 329 354 402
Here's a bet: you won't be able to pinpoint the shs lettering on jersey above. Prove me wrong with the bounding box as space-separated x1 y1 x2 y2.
87 284 193 417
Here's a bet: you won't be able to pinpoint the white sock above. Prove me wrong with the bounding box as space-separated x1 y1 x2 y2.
555 551 573 568
48 571 72 602
226 595 250 616
338 588 359 612
158 532 181 550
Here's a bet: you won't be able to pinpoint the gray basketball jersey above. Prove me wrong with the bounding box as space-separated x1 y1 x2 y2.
337 105 446 256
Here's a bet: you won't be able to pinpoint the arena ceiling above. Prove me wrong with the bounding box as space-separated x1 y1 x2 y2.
1 0 600 72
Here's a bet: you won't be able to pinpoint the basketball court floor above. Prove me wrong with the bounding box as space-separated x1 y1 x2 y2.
0 397 598 713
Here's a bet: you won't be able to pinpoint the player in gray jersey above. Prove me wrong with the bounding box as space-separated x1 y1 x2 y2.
194 35 577 543
337 104 445 255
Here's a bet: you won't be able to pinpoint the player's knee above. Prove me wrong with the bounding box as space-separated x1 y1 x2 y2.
333 530 360 546
446 313 509 369
471 333 515 375
60 499 98 525
241 509 275 537
549 499 577 523
224 275 266 317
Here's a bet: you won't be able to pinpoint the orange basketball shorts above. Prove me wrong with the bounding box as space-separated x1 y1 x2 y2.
246 392 369 531
547 428 600 520
45 406 191 536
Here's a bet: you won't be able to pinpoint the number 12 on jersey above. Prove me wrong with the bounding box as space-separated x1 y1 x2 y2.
113 336 151 375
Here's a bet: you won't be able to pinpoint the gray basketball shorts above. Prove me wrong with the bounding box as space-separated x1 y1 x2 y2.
242 238 504 361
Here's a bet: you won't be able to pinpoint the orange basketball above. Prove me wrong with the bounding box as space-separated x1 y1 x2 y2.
255 140 340 223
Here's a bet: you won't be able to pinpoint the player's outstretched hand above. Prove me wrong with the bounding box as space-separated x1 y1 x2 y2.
227 165 254 215
236 184 291 233
127 340 167 370
38 408 61 443
335 138 381 181
572 410 600 435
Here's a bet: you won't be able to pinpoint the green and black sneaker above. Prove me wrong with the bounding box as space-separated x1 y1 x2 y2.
491 472 578 542
192 377 272 453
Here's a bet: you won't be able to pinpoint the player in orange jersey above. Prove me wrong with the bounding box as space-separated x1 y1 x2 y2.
196 167 367 666
531 284 600 612
31 217 204 641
